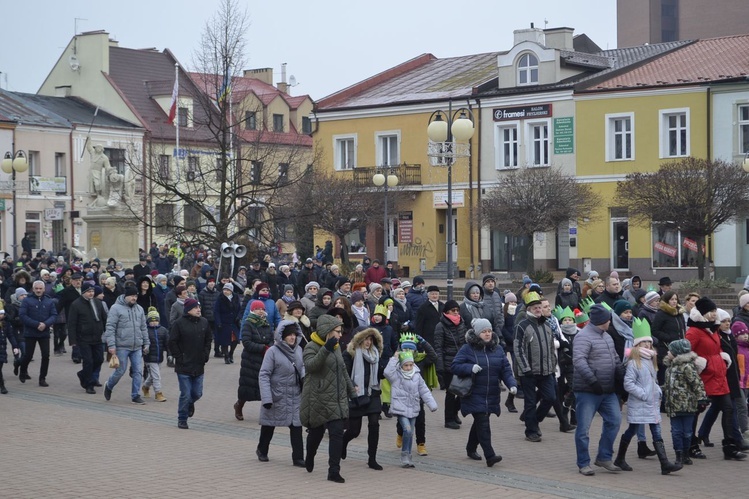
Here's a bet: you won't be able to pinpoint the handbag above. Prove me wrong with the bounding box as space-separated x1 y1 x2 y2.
447 375 473 398
108 353 120 369
349 395 371 409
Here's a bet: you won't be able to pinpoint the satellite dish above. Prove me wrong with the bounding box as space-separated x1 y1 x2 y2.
69 55 80 71
289 75 297 86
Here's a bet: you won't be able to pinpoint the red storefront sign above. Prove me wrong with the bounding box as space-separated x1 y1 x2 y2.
654 241 677 257
682 238 706 253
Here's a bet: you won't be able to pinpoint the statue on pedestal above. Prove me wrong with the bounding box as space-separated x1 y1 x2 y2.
87 138 136 209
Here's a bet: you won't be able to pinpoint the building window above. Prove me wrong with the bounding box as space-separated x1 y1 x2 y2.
154 204 175 235
250 161 262 184
187 156 199 180
105 148 126 174
245 111 257 130
605 113 634 161
302 116 312 135
177 107 189 127
517 53 539 86
28 151 40 194
215 157 225 183
278 162 289 181
495 124 519 169
184 204 201 232
273 114 284 132
652 223 698 268
376 132 400 166
659 109 689 158
55 153 66 195
334 135 356 170
527 121 549 166
25 212 41 252
158 155 170 180
739 105 749 154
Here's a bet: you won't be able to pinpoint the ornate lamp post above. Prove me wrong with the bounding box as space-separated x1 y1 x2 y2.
2 149 29 260
373 166 399 264
427 103 474 301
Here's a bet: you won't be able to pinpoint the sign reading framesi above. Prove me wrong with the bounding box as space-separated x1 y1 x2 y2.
493 104 552 121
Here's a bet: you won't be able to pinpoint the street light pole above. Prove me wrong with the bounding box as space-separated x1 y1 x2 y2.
2 147 29 261
373 165 398 264
427 103 474 301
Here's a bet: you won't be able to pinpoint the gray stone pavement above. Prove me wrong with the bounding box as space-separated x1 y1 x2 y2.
1 349 745 498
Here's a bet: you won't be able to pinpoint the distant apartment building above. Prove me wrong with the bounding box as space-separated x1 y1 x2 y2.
617 0 748 47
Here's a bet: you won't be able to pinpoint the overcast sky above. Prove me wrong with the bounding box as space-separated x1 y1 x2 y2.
0 0 617 101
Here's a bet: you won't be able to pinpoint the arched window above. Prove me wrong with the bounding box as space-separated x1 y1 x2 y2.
517 53 539 85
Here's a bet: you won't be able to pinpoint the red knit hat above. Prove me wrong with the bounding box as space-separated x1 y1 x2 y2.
251 300 266 311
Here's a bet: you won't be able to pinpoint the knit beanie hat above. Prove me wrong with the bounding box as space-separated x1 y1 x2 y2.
147 306 161 323
716 308 731 323
443 299 460 312
124 286 138 297
286 300 304 314
574 308 589 325
668 339 692 356
251 300 266 311
504 292 517 303
522 275 532 285
482 274 496 285
369 283 383 294
560 278 572 288
632 318 652 345
587 270 599 280
284 284 295 293
350 291 364 304
731 321 749 337
644 291 660 305
695 297 717 316
613 299 633 317
412 276 425 286
183 298 199 313
399 332 417 351
223 283 234 291
740 293 749 309
588 304 611 326
471 318 492 334
305 281 319 292
81 282 94 293
316 314 342 337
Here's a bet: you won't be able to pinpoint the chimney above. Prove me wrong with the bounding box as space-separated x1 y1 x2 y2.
543 27 575 50
243 68 273 85
55 85 72 97
276 63 288 94
513 23 545 46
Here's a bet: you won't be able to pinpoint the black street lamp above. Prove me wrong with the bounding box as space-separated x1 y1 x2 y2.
373 166 399 264
2 148 29 260
427 103 474 301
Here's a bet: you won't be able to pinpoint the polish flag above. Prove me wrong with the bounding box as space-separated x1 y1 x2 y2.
167 77 178 124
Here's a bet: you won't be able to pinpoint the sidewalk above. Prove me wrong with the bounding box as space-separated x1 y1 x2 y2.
1 350 745 498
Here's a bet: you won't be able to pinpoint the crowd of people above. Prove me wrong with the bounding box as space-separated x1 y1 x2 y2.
2 248 749 482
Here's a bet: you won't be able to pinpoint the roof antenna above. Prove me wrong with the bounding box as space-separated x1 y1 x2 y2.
544 18 549 28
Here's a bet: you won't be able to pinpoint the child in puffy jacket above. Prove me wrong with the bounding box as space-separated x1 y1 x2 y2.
0 300 20 394
385 350 437 469
142 307 169 402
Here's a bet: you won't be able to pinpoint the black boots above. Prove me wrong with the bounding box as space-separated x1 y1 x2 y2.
637 440 657 458
689 435 707 459
653 440 682 475
722 438 748 461
675 450 692 466
505 393 518 413
614 437 633 471
367 424 382 470
233 400 245 421
0 380 6 395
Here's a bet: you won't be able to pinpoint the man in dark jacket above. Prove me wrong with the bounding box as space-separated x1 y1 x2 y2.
414 285 443 346
595 276 622 309
406 276 428 322
67 282 107 394
56 272 84 359
572 304 624 476
556 268 583 301
168 298 212 429
18 280 58 386
482 274 505 334
133 256 151 280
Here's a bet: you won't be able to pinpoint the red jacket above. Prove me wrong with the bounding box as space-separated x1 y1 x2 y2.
686 325 729 396
364 265 387 287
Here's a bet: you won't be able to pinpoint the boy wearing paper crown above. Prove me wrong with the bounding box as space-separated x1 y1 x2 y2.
143 306 169 402
394 332 438 456
385 347 438 468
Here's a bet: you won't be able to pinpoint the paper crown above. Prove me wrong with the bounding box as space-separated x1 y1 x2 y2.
632 318 652 345
373 304 388 317
599 301 613 312
552 305 564 320
574 308 589 325
399 350 415 364
524 291 542 306
559 306 575 322
400 332 417 350
580 296 595 313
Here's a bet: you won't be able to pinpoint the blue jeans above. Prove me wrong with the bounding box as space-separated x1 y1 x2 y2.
670 415 695 451
520 374 557 436
574 391 621 468
106 348 143 399
177 373 204 422
622 422 662 442
398 416 416 454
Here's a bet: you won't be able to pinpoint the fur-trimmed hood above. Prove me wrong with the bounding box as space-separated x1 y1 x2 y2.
464 327 500 349
283 311 310 329
274 318 303 345
346 327 383 356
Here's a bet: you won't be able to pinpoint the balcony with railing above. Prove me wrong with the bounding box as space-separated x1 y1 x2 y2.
352 163 422 188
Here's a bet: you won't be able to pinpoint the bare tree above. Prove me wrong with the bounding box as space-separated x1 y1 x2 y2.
126 0 315 258
481 166 599 273
616 157 749 279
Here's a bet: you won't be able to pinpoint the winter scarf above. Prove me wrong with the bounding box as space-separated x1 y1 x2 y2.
398 365 415 380
611 313 635 351
352 346 380 396
248 312 269 327
281 294 295 305
394 297 408 311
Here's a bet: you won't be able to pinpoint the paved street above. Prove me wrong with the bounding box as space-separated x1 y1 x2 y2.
2 348 745 498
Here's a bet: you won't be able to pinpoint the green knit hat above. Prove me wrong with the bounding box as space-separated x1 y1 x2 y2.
632 318 653 346
574 308 589 325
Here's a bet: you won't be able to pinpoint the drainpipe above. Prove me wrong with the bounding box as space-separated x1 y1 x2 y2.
467 99 475 279
69 128 75 254
706 85 712 274
474 97 482 276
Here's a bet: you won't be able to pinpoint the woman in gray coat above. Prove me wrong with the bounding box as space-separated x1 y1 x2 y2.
256 320 306 466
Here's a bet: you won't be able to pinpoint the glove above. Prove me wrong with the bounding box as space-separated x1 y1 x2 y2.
12 348 20 356
697 400 710 412
416 335 425 344
472 364 483 374
263 403 272 409
591 381 604 395
509 386 517 395
324 337 338 352
720 351 732 369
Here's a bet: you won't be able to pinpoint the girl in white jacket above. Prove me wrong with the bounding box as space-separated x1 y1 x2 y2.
385 350 437 468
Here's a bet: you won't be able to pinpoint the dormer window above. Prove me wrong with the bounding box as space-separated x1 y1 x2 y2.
517 53 539 85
